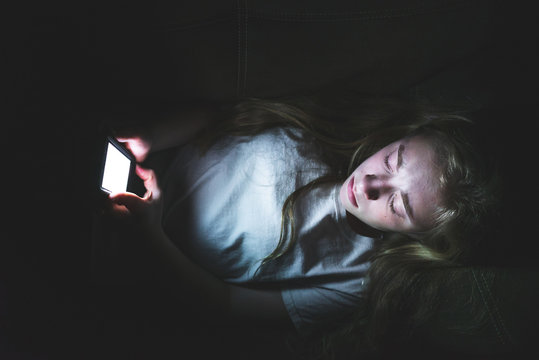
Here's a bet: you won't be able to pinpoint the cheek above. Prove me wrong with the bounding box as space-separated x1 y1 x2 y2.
370 206 391 226
367 202 408 231
355 202 385 226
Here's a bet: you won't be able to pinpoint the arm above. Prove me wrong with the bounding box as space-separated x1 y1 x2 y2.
109 167 293 330
149 227 293 327
116 105 221 163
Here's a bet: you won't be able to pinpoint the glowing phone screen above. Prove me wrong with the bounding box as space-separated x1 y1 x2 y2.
101 141 132 194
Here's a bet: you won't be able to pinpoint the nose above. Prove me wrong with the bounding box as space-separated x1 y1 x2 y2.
362 174 391 200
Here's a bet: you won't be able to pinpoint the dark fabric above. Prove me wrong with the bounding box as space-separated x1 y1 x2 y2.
84 1 537 357
413 267 539 358
92 0 499 106
6 1 536 359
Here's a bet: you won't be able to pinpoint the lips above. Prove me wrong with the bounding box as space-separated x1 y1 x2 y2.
348 176 358 208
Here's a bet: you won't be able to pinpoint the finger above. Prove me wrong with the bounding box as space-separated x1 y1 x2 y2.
102 198 131 220
135 165 153 181
108 202 131 218
110 192 147 214
115 135 142 143
136 166 161 199
114 137 137 158
118 138 149 163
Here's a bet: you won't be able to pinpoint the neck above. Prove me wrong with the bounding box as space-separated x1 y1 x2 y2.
345 212 384 238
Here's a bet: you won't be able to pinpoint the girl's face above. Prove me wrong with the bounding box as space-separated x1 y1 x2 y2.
339 135 443 234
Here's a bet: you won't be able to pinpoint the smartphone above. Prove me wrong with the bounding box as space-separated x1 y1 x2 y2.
99 137 135 194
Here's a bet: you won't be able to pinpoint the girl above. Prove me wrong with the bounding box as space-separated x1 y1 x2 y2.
107 95 499 356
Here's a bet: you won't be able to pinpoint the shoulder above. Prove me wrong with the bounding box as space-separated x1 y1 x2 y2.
217 126 319 160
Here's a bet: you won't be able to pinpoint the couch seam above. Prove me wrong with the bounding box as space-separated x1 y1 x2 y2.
471 268 506 346
479 270 516 347
236 0 247 97
244 0 248 97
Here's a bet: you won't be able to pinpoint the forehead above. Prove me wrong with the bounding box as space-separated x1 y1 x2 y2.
399 136 443 229
399 135 437 160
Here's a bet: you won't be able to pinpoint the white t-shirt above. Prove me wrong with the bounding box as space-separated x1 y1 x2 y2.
160 127 376 334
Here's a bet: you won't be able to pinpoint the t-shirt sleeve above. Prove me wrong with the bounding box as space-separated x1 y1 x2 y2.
281 284 364 335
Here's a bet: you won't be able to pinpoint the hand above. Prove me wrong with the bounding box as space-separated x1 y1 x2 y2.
116 135 152 163
108 165 164 240
103 165 169 291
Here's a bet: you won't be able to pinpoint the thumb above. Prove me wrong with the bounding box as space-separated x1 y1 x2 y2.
109 192 147 215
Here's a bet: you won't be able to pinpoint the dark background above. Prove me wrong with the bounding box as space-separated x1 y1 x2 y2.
2 1 538 359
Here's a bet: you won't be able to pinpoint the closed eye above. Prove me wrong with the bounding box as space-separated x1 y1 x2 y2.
389 193 404 219
384 153 392 173
384 145 404 173
389 194 396 213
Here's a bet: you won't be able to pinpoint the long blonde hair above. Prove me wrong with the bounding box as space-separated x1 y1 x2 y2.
198 93 500 354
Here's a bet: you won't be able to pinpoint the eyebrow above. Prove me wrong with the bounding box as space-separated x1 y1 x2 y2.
396 144 413 220
397 144 405 170
402 192 414 220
